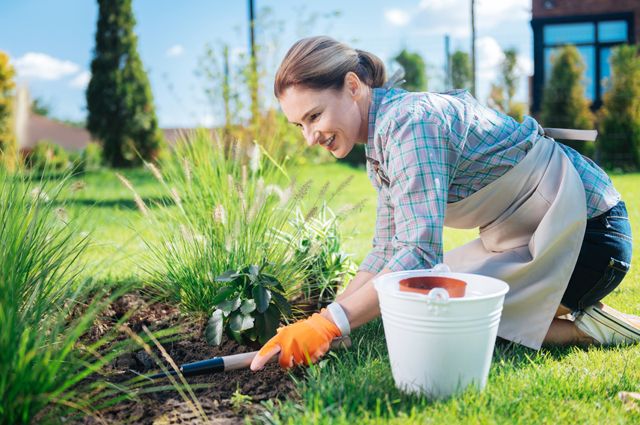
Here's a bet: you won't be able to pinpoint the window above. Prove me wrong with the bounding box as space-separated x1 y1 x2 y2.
540 17 630 104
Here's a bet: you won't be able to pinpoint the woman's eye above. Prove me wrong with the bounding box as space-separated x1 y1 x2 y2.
309 113 320 122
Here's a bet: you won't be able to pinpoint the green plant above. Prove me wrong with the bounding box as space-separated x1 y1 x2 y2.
27 140 71 172
598 44 640 170
274 203 358 310
136 130 315 319
204 262 291 346
230 387 253 413
540 44 595 157
71 142 103 173
86 0 163 167
0 169 125 424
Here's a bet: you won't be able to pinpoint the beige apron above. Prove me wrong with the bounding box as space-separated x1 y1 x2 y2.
443 133 586 349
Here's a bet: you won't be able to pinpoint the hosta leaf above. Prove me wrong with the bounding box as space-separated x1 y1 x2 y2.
215 270 238 282
259 274 280 287
240 299 256 314
217 296 241 314
249 264 260 278
229 312 255 332
228 328 243 344
252 286 271 313
254 305 281 344
271 291 292 316
210 285 235 305
204 310 224 346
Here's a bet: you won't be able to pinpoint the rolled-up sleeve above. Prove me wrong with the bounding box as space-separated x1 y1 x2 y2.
359 182 395 274
384 110 452 272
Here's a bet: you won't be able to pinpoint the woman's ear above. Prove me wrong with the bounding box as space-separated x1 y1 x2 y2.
344 72 362 99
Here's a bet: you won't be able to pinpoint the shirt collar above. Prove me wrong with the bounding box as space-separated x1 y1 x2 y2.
365 87 387 161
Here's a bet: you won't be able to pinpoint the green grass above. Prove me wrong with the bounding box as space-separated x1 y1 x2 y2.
56 164 640 424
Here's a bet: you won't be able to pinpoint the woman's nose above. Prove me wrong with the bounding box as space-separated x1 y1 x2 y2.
303 128 319 147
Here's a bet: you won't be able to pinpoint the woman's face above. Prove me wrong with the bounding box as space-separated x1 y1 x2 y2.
279 73 369 159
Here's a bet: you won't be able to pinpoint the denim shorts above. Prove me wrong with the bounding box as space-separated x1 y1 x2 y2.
561 200 633 311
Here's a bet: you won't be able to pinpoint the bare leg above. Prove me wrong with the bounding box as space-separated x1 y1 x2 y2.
543 304 596 346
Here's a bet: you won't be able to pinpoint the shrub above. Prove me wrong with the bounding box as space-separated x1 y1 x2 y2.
70 142 104 173
82 142 103 171
0 50 17 170
598 44 640 170
540 45 595 157
0 169 125 423
26 140 70 172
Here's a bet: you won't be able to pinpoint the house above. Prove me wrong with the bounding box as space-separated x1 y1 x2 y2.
21 113 92 153
530 0 639 113
14 85 210 153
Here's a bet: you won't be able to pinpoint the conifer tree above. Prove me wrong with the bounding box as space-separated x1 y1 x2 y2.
540 45 595 157
598 44 640 170
87 0 162 167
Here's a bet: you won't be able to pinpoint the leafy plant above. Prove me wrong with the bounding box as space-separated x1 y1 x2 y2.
204 262 291 346
274 203 357 310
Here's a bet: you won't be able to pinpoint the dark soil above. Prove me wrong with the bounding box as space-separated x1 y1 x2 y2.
76 292 298 424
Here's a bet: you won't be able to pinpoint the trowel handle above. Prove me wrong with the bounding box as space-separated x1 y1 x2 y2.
224 335 352 371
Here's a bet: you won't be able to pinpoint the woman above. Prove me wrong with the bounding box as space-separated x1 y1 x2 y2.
251 36 638 371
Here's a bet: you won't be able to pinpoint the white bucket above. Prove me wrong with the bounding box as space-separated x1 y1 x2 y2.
373 266 509 399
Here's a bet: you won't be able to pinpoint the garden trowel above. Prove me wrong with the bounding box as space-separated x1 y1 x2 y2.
147 336 351 379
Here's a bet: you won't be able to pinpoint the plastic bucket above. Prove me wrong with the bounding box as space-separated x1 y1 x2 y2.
374 266 509 399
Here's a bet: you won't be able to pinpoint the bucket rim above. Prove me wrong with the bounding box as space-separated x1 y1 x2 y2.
374 270 509 302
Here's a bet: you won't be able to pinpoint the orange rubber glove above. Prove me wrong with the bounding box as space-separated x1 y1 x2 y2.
250 312 341 370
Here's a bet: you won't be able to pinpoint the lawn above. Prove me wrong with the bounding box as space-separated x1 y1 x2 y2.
58 163 640 424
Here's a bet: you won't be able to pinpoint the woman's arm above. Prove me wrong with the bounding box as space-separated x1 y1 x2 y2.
325 268 392 329
335 270 375 302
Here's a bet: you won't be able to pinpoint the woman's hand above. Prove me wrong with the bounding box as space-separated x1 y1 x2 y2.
250 312 341 370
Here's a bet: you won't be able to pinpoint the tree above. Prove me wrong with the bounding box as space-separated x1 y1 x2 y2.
488 48 526 122
393 49 427 92
450 50 472 90
31 97 51 117
0 50 17 170
540 45 595 157
87 0 163 167
598 44 640 170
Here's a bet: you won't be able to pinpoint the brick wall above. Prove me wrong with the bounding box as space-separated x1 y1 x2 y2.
532 0 640 42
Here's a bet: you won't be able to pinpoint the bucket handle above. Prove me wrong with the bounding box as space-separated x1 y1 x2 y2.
426 287 450 305
431 263 451 273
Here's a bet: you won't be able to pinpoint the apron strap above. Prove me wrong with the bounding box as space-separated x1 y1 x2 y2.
383 68 406 90
543 127 598 142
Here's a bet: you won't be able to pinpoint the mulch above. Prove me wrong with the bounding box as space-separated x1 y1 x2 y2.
73 291 299 425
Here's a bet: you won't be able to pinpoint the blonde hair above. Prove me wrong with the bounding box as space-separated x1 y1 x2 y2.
274 36 386 98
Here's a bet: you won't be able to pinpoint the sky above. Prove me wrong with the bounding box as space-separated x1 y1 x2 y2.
0 0 533 128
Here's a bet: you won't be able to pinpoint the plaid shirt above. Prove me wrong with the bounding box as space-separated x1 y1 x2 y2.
360 88 620 274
